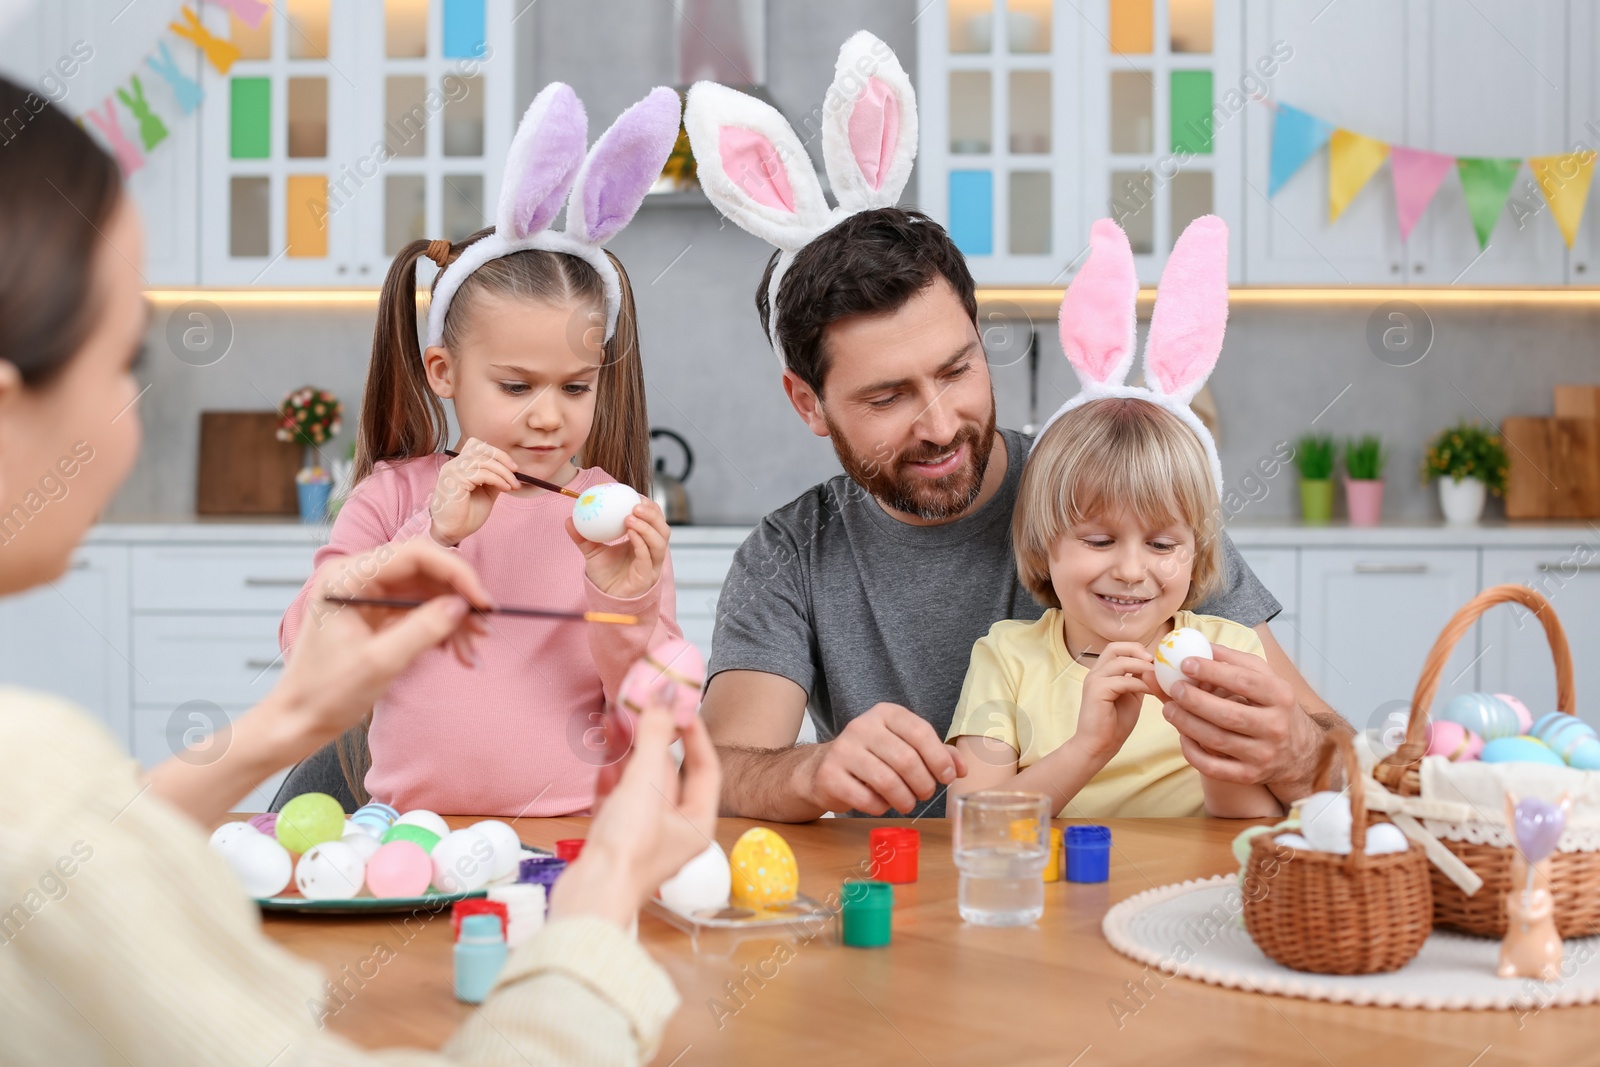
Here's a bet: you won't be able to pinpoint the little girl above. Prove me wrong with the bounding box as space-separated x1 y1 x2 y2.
946 215 1282 819
280 84 685 817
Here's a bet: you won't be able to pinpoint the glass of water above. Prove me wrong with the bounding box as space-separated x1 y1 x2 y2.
952 791 1051 926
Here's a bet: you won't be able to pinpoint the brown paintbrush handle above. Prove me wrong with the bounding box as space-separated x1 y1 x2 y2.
441 449 582 499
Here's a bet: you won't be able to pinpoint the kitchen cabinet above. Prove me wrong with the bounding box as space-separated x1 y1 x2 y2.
1567 3 1600 282
1236 545 1297 662
1479 547 1600 726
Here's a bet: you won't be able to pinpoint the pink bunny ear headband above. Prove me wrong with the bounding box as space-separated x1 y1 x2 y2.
1037 214 1230 500
683 31 917 367
426 83 683 348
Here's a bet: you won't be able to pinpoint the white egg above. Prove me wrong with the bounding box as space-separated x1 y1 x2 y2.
469 819 524 883
1298 791 1353 853
209 821 260 855
341 830 383 863
1363 822 1410 856
1153 627 1213 696
658 841 732 913
295 841 366 900
1273 832 1313 852
222 831 293 898
572 482 642 544
432 828 495 894
394 809 450 841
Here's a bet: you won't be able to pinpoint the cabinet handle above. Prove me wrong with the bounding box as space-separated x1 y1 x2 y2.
1390 261 1401 274
245 658 283 671
1537 562 1600 573
1578 263 1588 274
1413 262 1425 273
1353 562 1428 574
69 558 90 570
244 577 310 587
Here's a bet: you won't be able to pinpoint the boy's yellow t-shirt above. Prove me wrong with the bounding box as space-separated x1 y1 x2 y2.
945 609 1265 818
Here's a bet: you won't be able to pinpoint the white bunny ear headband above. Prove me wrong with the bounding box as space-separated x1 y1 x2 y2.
1036 215 1230 499
426 83 683 348
683 31 917 367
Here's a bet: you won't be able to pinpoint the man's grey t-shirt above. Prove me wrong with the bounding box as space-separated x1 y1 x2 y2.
708 427 1281 817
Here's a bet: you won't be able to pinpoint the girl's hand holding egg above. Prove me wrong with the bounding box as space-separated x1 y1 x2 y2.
565 489 670 600
430 437 521 548
1073 641 1155 762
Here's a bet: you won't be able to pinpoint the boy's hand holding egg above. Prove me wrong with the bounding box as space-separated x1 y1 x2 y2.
565 487 670 599
1073 641 1156 762
430 437 521 548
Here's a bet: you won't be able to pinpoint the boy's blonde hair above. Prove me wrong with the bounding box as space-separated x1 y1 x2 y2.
1013 397 1221 610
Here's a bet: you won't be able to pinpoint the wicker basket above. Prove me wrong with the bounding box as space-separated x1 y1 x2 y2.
1242 731 1433 974
1372 583 1600 938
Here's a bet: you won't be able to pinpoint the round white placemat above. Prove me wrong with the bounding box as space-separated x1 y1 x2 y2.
1102 876 1600 1010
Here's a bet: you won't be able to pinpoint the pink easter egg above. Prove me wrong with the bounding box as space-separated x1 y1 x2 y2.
1425 719 1483 762
1493 693 1534 734
364 840 433 898
618 638 706 728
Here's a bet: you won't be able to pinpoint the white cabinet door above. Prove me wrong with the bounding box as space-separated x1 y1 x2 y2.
0 546 130 747
1404 0 1567 285
1479 547 1600 726
1242 0 1409 284
1235 546 1298 663
1298 547 1479 729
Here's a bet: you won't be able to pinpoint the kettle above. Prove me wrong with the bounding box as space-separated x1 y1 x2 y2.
649 427 694 525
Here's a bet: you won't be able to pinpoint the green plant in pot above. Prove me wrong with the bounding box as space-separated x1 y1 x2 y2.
1294 434 1336 524
1422 421 1507 525
1343 435 1387 527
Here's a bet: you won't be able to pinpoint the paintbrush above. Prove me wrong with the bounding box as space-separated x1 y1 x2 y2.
324 596 638 626
442 449 582 499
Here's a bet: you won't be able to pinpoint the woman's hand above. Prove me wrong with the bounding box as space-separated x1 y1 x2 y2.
550 694 721 930
431 437 520 547
1072 641 1153 762
565 496 670 600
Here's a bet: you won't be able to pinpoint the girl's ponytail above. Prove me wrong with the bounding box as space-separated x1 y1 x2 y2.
353 239 450 487
579 251 652 496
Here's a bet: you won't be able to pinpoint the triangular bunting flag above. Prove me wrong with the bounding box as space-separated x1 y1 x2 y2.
1529 151 1598 249
1269 104 1335 196
1456 157 1522 250
1328 129 1389 222
1390 146 1454 241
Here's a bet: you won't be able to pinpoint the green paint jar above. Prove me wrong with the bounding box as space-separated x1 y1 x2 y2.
840 880 893 948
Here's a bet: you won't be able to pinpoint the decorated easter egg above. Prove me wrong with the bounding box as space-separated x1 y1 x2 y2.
1424 719 1483 762
276 792 347 854
1298 791 1353 854
295 841 366 900
1153 627 1213 697
247 812 277 836
340 830 383 863
1494 693 1534 734
1481 735 1566 767
350 801 398 839
659 841 733 913
469 819 524 883
1437 692 1520 741
618 638 706 728
572 482 642 544
223 831 293 898
432 828 495 894
209 821 259 854
1363 822 1410 856
1531 712 1600 770
382 823 441 853
729 828 798 909
365 840 434 898
394 809 450 840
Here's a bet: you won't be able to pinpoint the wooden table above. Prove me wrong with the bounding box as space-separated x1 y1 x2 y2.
260 816 1598 1065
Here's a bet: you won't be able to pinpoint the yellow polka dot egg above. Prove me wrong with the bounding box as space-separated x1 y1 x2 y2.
729 827 798 909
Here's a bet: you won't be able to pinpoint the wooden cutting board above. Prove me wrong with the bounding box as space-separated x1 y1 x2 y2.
1502 416 1600 519
196 411 302 515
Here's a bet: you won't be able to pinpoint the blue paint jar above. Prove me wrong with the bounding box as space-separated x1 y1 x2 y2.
1064 825 1111 883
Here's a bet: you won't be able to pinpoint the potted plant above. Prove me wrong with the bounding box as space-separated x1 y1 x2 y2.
1343 434 1387 527
1422 420 1507 525
1294 434 1336 524
277 386 343 523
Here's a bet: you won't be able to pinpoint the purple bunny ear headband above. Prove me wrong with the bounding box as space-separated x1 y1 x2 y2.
1037 215 1230 500
426 83 682 348
683 31 917 368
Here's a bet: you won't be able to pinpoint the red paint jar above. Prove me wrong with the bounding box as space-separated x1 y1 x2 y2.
869 827 919 884
554 838 586 862
451 898 509 941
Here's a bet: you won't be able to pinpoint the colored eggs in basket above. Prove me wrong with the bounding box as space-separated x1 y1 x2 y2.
1425 719 1484 762
1531 712 1600 771
1494 693 1535 734
1437 692 1521 742
1153 627 1212 697
659 841 732 913
572 482 642 544
1481 735 1566 768
729 828 798 909
619 638 706 729
295 840 366 900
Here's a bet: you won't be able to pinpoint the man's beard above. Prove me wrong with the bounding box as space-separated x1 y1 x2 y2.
826 405 998 521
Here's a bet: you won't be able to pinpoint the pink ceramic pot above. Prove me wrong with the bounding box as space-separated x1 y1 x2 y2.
1345 477 1385 527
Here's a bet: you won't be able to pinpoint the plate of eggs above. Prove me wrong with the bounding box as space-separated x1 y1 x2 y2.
209 794 551 914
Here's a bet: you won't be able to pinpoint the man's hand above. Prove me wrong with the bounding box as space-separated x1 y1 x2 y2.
801 702 967 815
1160 645 1322 796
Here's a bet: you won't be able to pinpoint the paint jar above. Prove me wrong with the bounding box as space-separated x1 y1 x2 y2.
1065 825 1111 883
869 827 920 884
840 880 893 948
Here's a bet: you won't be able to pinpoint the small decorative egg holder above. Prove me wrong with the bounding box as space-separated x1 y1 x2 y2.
1373 584 1600 939
1242 731 1434 975
644 893 836 958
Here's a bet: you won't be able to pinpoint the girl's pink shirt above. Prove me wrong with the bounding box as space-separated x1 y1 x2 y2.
279 454 680 817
